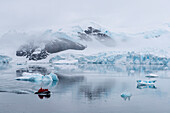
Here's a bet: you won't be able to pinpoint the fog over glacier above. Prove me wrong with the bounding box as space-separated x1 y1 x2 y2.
0 0 170 33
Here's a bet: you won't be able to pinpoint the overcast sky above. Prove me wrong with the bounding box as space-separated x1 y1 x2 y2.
0 0 170 33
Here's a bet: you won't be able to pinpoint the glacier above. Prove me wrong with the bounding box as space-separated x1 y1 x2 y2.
49 51 170 65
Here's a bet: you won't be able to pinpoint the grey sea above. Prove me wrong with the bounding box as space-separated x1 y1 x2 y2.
0 64 170 113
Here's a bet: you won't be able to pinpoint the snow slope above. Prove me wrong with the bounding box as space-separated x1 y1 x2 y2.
0 20 170 64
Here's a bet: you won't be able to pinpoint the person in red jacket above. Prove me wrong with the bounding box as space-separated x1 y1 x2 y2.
35 87 51 99
38 87 49 93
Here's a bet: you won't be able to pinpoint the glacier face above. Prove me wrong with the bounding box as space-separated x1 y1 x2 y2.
49 51 170 65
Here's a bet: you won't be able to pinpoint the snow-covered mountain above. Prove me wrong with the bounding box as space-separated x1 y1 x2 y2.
0 20 170 64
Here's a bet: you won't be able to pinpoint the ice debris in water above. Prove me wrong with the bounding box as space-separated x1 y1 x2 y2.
137 80 156 86
16 72 59 82
145 73 159 78
121 92 132 101
137 85 156 89
0 55 12 64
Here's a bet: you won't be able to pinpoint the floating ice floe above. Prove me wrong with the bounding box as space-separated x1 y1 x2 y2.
137 85 156 89
137 80 156 86
16 72 59 82
145 73 159 78
130 70 135 73
121 92 132 101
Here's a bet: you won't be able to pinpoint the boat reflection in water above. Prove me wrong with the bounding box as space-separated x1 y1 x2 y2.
35 87 51 99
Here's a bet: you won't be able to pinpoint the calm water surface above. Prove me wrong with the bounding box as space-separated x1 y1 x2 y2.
0 64 170 113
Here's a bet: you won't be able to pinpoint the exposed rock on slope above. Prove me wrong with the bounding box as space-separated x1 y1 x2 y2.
16 38 86 61
77 27 115 47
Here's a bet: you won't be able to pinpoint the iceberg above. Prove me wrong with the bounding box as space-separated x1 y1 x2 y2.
0 55 12 64
137 80 156 86
16 72 59 82
145 73 159 78
121 92 132 101
137 85 156 89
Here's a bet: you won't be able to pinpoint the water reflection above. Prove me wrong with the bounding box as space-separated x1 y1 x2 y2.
0 89 34 94
78 80 114 100
0 63 11 71
50 73 114 101
54 64 169 75
137 85 157 89
16 66 50 77
54 73 85 93
78 85 110 100
34 81 58 88
12 64 170 102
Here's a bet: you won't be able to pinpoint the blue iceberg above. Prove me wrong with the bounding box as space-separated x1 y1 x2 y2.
16 72 59 82
121 92 132 101
0 55 12 64
137 80 156 86
137 85 156 89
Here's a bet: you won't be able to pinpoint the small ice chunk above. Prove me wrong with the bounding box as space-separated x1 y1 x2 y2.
121 92 132 101
145 73 159 78
130 70 135 73
137 80 156 86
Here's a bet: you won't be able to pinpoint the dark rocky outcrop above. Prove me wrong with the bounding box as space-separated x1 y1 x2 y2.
78 32 92 41
16 38 86 61
45 38 85 54
84 27 101 34
78 27 115 46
